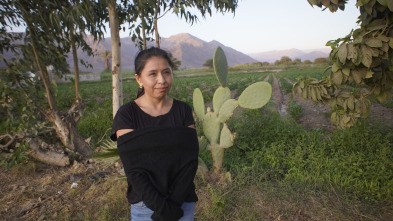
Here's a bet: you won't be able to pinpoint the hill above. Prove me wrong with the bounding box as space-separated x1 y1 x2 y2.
248 48 330 63
68 33 257 71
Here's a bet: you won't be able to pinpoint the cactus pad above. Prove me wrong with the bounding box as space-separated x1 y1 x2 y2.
198 136 208 152
193 88 205 120
218 99 238 123
202 112 220 145
213 47 228 87
213 86 231 113
238 82 272 109
220 123 235 148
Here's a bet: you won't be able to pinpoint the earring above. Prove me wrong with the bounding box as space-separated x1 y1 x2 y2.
139 84 143 89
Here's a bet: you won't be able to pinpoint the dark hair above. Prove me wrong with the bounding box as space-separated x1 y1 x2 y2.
134 47 174 98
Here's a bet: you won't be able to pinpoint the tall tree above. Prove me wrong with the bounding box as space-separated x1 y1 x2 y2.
0 0 107 163
107 0 125 118
58 0 106 102
294 0 393 128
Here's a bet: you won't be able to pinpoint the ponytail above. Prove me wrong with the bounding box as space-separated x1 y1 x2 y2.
136 86 145 98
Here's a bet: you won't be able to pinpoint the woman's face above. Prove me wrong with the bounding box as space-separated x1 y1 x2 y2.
135 56 173 100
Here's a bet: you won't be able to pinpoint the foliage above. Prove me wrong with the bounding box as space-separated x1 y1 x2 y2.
193 47 272 173
129 0 239 49
203 58 213 69
295 0 393 128
314 57 329 64
0 141 29 168
0 66 48 134
168 52 181 70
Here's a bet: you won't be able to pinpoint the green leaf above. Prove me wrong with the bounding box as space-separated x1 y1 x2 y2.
352 69 364 84
347 44 359 63
365 71 374 78
338 43 348 64
361 46 373 68
365 38 383 48
347 97 355 110
342 67 351 76
388 0 393 11
332 70 343 85
377 0 387 6
311 88 317 101
332 63 340 72
238 82 272 109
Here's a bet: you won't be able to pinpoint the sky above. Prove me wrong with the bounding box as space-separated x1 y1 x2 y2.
127 0 360 54
6 0 360 55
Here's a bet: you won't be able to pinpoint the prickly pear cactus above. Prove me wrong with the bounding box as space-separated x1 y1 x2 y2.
193 47 272 174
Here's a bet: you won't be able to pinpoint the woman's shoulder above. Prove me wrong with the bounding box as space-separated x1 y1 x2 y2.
115 101 139 117
173 99 191 108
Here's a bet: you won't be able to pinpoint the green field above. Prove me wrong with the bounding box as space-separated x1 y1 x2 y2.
2 65 393 220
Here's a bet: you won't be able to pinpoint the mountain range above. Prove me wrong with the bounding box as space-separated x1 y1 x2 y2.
68 33 258 71
249 48 331 63
1 33 330 71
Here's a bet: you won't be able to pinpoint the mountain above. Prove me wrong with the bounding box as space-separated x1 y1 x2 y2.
1 33 256 71
67 33 257 71
249 48 330 63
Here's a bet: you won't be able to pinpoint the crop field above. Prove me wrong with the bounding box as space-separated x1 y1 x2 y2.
1 65 393 220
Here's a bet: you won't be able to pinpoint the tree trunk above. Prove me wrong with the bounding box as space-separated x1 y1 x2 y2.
105 57 110 70
108 1 123 117
139 0 147 50
154 0 160 48
70 30 81 102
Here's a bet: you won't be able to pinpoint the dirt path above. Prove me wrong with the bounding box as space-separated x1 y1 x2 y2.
269 76 288 119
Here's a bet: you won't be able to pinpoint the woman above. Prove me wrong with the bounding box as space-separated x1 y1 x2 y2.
111 47 198 221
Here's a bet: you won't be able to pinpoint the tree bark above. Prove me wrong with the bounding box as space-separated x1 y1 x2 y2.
26 137 70 167
108 0 123 117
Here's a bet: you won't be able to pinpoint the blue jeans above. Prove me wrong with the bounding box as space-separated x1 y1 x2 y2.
130 201 195 221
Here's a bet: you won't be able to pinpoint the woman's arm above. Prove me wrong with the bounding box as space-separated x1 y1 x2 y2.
116 129 134 138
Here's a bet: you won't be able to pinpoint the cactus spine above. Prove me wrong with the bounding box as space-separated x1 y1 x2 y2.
193 47 272 174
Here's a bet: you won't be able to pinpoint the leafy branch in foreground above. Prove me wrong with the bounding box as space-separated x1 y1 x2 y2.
294 0 393 128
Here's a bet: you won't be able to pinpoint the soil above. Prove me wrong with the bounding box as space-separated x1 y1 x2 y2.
1 71 393 220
